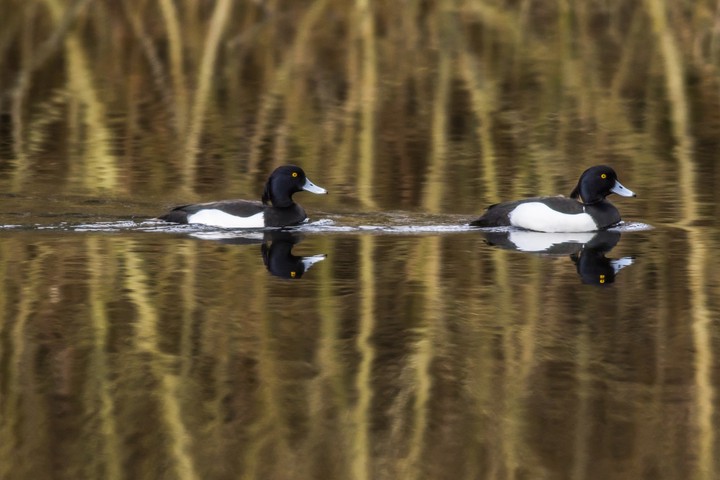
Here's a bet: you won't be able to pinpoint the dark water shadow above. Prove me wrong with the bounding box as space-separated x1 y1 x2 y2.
482 229 634 285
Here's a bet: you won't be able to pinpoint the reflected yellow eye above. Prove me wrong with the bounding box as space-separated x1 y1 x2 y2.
599 274 605 284
601 173 607 179
292 172 298 178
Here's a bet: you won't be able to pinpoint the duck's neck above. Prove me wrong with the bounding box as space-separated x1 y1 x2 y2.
579 195 607 206
269 196 295 208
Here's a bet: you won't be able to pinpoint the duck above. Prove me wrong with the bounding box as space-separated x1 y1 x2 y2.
158 165 327 228
481 229 635 284
470 165 635 232
261 231 326 279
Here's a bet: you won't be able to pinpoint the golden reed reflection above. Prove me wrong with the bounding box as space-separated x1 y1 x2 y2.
87 238 122 480
0 232 715 477
122 243 199 480
1 0 717 220
352 235 375 480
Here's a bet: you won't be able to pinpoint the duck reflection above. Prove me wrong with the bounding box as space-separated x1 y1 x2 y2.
483 230 633 285
260 231 326 279
194 230 326 279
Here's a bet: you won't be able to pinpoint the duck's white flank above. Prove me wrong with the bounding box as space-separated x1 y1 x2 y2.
509 202 598 232
187 210 265 228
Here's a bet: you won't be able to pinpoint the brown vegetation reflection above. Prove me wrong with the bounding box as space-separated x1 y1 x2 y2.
0 231 717 479
0 1 719 479
1 1 718 215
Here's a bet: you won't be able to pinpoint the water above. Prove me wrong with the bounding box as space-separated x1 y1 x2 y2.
0 210 714 479
1 1 720 479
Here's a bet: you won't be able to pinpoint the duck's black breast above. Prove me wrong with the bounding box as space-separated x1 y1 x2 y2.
583 201 621 229
263 204 307 227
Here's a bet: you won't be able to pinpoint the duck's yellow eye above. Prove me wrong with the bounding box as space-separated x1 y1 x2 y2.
292 172 298 178
599 274 606 284
601 173 607 179
290 271 297 278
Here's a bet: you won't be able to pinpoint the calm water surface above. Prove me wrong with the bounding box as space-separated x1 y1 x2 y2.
1 1 720 479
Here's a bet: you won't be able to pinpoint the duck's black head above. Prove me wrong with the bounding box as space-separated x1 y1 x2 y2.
262 165 327 208
569 165 636 205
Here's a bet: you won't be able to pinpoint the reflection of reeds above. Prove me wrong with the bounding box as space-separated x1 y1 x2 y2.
159 0 189 135
1 0 717 215
9 0 97 182
0 240 50 479
352 235 375 480
122 242 199 480
405 237 440 477
355 0 378 208
641 5 713 472
423 4 452 212
254 0 330 172
183 0 232 188
87 238 122 480
0 225 715 478
458 52 499 202
49 0 118 191
310 236 350 478
687 227 715 480
644 0 696 225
